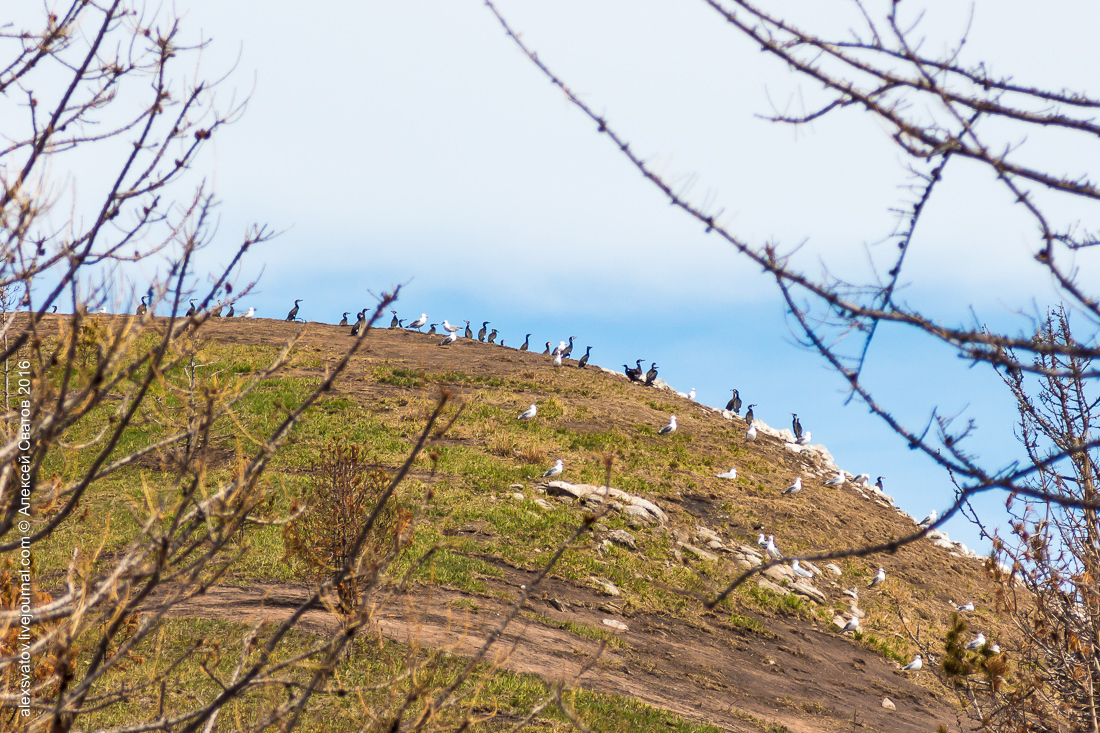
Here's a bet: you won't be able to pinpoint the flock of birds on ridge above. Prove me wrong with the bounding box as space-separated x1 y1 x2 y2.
115 298 997 668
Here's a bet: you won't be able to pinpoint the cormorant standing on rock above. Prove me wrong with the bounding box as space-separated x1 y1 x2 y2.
726 389 741 414
792 414 803 441
520 334 530 351
226 303 234 318
427 324 437 336
464 320 473 339
478 322 488 342
577 346 591 368
561 336 574 358
644 363 658 386
543 342 552 355
389 311 400 329
286 299 301 322
350 310 366 336
744 404 755 424
487 328 498 344
625 360 644 382
339 312 349 326
136 296 147 316
186 299 197 317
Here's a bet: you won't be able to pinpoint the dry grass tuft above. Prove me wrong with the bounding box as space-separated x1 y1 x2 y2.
489 434 517 458
518 443 546 465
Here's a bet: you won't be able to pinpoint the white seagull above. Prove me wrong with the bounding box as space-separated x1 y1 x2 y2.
965 633 986 651
407 313 428 331
989 643 1001 654
757 533 767 548
658 415 677 435
516 404 537 420
791 560 813 579
953 601 975 612
765 535 781 559
552 340 566 356
901 655 923 671
797 431 812 445
688 388 696 401
242 307 255 318
441 320 461 333
96 305 108 314
716 467 738 480
854 473 871 485
869 567 886 588
841 615 861 633
552 351 563 367
541 459 564 479
746 424 758 441
824 472 845 487
438 331 458 346
782 477 802 495
919 510 938 526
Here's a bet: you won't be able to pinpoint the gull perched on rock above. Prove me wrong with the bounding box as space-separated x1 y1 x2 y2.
745 424 758 441
407 313 427 331
716 467 738 480
782 477 802 495
854 473 871 485
658 415 677 435
919 510 938 526
552 351 563 367
901 655 923 672
824 472 845 487
441 320 461 333
841 615 861 633
953 600 975 612
765 535 781 559
688 388 696 401
541 459 563 479
797 431 812 446
517 404 537 420
757 533 767 548
965 633 986 651
791 560 813 579
438 331 458 346
869 567 886 588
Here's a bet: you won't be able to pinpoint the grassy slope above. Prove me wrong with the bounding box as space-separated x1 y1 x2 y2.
35 315 1005 731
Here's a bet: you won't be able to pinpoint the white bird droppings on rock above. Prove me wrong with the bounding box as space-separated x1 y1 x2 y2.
602 618 629 631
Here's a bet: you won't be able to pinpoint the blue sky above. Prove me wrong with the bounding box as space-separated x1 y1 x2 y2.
21 0 1100 553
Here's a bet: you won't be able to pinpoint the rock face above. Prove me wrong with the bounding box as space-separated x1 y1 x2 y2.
544 481 668 525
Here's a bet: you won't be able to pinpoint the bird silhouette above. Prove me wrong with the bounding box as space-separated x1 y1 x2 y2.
577 346 591 369
726 389 741 414
285 299 301 322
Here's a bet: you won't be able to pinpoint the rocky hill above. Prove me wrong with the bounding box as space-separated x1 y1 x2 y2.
42 315 1008 732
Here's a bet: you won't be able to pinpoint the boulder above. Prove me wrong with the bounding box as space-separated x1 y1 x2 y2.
790 581 826 604
592 577 620 596
607 529 637 550
678 542 719 562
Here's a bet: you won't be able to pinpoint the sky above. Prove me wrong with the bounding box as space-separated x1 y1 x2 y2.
13 0 1100 554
